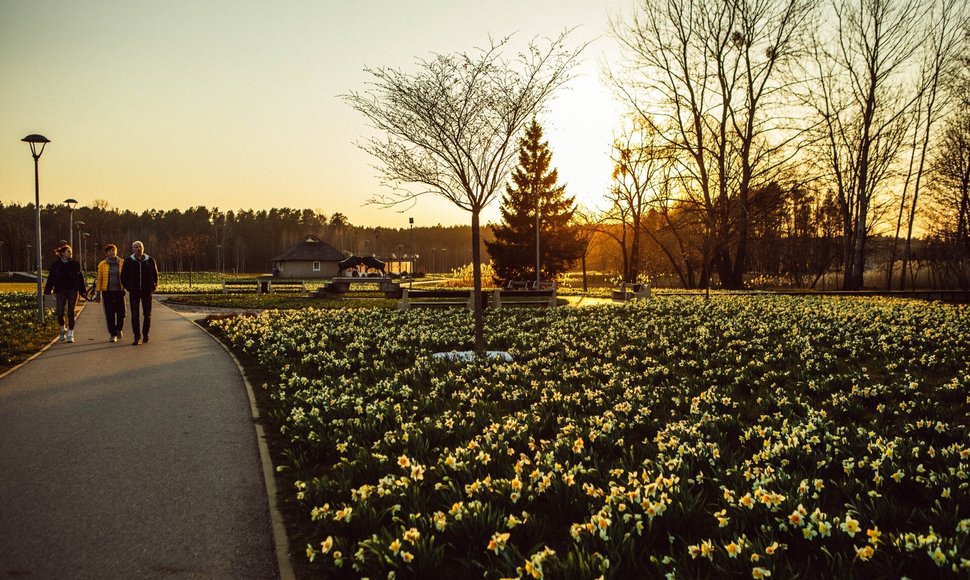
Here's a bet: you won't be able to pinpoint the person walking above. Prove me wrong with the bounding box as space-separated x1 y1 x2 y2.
120 240 159 345
94 243 127 343
43 244 86 343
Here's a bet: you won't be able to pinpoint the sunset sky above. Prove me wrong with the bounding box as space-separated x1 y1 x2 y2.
1 0 629 228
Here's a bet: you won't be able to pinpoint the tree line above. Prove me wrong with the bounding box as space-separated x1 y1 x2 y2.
0 201 488 275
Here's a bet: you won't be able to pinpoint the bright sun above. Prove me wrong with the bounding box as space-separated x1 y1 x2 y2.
541 65 624 214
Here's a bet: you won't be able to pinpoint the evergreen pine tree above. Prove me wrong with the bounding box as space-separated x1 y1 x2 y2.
486 119 583 283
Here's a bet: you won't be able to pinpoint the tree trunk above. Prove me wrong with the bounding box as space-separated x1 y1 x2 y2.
471 208 485 353
581 254 588 293
730 208 750 289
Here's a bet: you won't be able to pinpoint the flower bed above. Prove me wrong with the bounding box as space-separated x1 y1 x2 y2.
0 290 58 371
211 296 970 578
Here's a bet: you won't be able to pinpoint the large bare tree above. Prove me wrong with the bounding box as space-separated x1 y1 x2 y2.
927 103 970 287
890 0 969 289
808 0 931 289
344 34 581 352
611 0 815 288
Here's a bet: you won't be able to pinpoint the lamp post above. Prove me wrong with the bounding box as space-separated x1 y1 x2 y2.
74 220 85 252
535 194 541 287
0 241 4 272
23 134 49 323
64 198 78 248
409 217 414 288
26 245 32 273
216 244 222 274
80 232 90 270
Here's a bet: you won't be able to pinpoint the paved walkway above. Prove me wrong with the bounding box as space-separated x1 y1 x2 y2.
0 301 279 579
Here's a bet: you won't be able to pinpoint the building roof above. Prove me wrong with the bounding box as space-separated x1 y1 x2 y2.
272 235 346 262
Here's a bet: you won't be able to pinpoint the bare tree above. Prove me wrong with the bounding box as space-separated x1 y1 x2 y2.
927 104 970 287
607 115 671 283
344 34 582 351
610 0 816 288
892 0 969 289
808 0 930 289
569 205 601 293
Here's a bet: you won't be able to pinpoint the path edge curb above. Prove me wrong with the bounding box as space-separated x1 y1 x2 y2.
170 306 296 580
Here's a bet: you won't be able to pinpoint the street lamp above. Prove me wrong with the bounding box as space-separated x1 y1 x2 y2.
216 244 222 274
409 217 414 288
23 134 49 323
64 198 78 247
74 220 85 247
535 194 541 287
80 232 90 270
26 245 32 273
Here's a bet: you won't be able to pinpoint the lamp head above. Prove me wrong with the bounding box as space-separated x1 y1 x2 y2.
64 198 78 210
22 134 50 158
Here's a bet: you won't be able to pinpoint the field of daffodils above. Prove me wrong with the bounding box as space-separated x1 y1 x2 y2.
211 296 970 578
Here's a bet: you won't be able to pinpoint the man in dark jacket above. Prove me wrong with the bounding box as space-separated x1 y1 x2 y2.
120 240 159 345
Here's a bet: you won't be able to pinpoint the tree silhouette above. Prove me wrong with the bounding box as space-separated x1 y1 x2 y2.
343 34 582 352
486 119 583 284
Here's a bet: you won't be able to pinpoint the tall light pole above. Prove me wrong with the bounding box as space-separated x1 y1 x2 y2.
26 245 32 273
535 193 541 287
74 221 85 251
409 217 414 288
23 134 49 323
0 241 4 272
64 198 78 248
80 232 90 270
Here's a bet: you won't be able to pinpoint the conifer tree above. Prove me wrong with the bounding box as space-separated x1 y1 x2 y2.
486 119 583 283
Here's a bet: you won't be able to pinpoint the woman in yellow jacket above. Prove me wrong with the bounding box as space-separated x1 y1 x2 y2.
95 243 127 342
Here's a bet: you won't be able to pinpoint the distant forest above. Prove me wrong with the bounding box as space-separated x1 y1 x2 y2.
2 200 965 291
0 202 491 275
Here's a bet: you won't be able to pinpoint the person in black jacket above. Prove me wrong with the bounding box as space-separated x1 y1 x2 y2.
43 244 87 343
120 240 159 345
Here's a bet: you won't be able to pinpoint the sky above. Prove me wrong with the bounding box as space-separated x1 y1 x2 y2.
1 0 630 229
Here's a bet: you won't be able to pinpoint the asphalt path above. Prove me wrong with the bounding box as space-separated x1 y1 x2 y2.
0 300 278 579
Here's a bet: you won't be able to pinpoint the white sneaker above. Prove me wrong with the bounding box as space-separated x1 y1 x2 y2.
66 330 75 343
109 335 116 342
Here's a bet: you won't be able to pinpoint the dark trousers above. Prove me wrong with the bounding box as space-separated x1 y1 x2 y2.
128 291 153 339
102 291 126 337
55 291 79 330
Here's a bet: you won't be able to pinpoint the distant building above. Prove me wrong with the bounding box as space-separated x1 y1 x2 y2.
271 235 345 278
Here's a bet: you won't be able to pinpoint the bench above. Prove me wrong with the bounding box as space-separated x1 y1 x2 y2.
222 279 260 294
612 283 652 302
266 279 307 294
398 289 487 310
491 287 557 308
